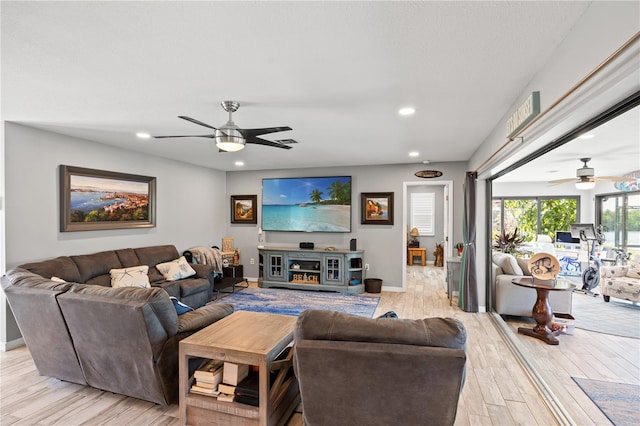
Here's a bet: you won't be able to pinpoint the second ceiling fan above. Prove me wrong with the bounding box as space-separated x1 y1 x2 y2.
153 101 297 152
549 157 635 189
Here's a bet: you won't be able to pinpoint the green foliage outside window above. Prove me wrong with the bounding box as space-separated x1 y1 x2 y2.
496 198 578 242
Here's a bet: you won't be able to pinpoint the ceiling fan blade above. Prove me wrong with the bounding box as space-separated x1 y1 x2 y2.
240 126 292 138
548 177 577 185
153 134 215 139
178 116 219 130
594 176 637 182
246 136 293 149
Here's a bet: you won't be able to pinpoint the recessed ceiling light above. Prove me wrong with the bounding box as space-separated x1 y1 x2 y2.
578 133 595 139
409 151 419 157
398 107 415 116
235 161 244 166
136 132 151 139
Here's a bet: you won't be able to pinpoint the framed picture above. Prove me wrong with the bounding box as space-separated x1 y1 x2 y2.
60 165 156 232
231 194 257 224
361 192 394 225
222 237 234 252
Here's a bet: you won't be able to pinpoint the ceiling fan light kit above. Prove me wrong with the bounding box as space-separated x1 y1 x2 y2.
575 179 596 190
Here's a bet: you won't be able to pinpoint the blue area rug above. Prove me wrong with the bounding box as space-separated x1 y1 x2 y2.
572 377 640 425
213 287 380 318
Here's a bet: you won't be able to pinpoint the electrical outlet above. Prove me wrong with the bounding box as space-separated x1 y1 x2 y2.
250 258 255 265
365 263 370 270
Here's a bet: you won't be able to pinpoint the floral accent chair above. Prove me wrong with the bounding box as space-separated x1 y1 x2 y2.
599 254 640 302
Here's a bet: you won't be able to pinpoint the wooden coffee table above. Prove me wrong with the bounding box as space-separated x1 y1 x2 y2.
179 311 299 425
511 277 575 345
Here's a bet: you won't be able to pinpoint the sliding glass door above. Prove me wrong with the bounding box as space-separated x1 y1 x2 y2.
597 191 640 253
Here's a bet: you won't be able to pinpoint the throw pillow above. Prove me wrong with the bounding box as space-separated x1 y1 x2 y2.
110 265 150 288
170 296 194 315
156 256 196 281
626 255 640 279
516 257 531 276
50 276 66 283
492 252 523 276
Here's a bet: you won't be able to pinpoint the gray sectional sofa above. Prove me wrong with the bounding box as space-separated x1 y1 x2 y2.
1 244 234 405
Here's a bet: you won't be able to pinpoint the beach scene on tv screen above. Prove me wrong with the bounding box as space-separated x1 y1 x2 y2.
262 176 351 232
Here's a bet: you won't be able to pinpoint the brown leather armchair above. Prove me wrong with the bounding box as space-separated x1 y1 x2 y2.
293 310 467 426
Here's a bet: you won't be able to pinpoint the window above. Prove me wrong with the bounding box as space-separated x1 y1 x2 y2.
411 192 435 236
492 196 579 242
596 190 640 252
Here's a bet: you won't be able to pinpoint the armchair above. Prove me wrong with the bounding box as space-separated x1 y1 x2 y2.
293 310 467 426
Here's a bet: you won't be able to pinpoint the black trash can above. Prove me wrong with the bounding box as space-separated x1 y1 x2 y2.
364 278 382 293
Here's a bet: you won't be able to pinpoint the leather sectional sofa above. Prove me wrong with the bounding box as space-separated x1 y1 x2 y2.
293 310 467 425
1 244 234 405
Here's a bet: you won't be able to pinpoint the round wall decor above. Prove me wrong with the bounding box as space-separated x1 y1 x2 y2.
415 170 443 178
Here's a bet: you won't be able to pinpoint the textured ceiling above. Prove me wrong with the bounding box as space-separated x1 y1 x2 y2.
1 1 602 171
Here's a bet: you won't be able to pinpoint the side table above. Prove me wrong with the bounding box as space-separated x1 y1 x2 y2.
216 264 249 297
445 257 461 305
511 277 575 345
407 247 426 266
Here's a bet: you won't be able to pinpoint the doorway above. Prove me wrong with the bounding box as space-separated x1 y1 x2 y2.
402 181 453 291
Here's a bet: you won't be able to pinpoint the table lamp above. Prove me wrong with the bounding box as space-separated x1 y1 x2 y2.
409 227 420 247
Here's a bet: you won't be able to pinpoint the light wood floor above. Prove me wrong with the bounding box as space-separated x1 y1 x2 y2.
2 265 636 425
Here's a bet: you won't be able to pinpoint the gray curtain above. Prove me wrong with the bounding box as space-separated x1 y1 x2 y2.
458 171 479 312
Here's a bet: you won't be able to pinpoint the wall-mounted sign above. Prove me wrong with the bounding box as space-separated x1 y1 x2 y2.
505 91 540 138
415 170 443 178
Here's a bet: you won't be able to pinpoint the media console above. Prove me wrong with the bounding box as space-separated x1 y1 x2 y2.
258 247 365 293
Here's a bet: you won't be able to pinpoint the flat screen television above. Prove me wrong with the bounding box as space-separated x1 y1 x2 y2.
555 231 580 245
261 176 351 232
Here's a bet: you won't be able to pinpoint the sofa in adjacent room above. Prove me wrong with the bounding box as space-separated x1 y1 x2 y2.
599 254 640 302
2 245 235 405
293 310 467 426
492 251 573 317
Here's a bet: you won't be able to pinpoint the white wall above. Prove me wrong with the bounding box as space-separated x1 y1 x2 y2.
225 163 467 289
2 123 227 346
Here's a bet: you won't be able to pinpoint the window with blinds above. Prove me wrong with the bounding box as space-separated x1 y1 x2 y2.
411 192 435 236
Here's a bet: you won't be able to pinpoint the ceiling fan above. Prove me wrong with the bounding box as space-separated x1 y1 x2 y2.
549 157 635 189
153 101 296 152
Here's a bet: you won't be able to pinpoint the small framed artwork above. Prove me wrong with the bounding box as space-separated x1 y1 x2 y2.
361 192 394 225
231 194 257 224
222 237 234 252
59 165 156 232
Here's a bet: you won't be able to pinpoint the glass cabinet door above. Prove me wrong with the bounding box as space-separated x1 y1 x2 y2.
267 253 284 280
323 255 342 284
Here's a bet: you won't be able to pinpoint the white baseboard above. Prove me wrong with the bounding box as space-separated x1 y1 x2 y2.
1 337 25 352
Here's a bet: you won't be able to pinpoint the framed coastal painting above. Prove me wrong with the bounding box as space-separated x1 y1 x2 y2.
231 194 257 224
59 165 156 232
361 192 394 225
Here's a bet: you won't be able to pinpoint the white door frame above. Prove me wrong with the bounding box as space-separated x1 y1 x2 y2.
402 180 454 291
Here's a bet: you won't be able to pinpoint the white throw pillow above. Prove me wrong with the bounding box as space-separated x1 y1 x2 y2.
626 255 640 279
492 252 523 276
110 265 150 288
50 276 66 283
156 256 196 281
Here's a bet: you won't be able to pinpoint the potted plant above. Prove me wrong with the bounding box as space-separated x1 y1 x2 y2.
494 227 526 254
455 242 464 256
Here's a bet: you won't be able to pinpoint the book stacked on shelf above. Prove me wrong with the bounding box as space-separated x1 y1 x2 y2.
190 359 224 397
234 371 259 406
216 362 250 403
